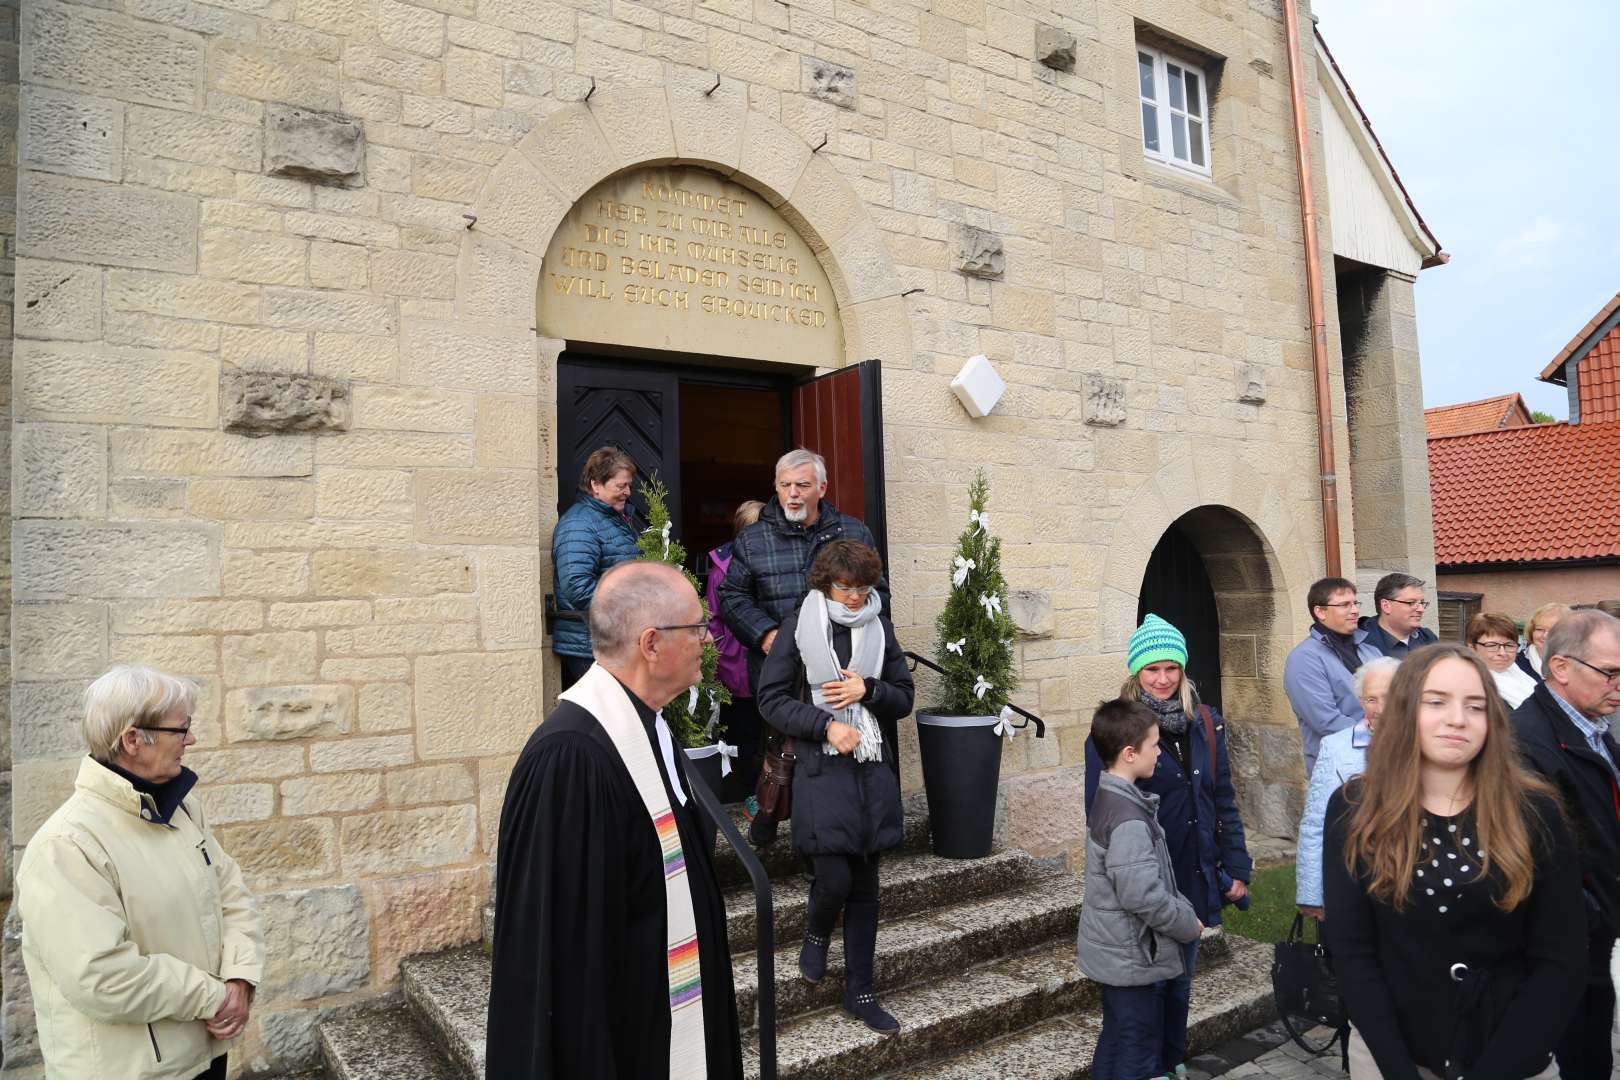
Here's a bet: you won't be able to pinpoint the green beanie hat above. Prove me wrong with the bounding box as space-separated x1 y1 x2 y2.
1127 614 1188 675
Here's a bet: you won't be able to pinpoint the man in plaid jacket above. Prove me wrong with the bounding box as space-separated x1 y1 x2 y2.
717 448 887 695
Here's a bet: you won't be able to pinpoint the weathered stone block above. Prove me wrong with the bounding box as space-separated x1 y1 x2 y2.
17 341 218 428
1008 588 1054 638
265 103 365 182
1238 363 1268 405
200 227 306 286
359 682 413 732
15 604 108 680
3 907 42 1068
474 396 537 468
479 547 539 646
188 478 315 520
218 818 338 888
258 886 370 1000
14 681 93 760
310 734 415 772
1035 24 1076 72
223 551 312 597
267 600 372 629
20 86 125 181
415 470 539 544
340 804 479 875
208 40 339 112
953 224 1005 279
265 288 396 335
16 521 220 599
128 105 262 171
108 271 260 325
15 423 106 518
416 649 538 757
22 2 201 110
353 386 473 432
12 758 82 844
281 771 382 815
113 428 314 477
308 242 370 290
186 745 307 783
370 867 484 982
384 762 472 806
222 371 353 436
17 259 103 341
1084 376 1127 427
314 333 398 382
803 57 855 109
221 632 318 685
198 782 275 824
226 684 353 741
112 600 264 635
1004 766 1085 854
401 322 537 394
18 172 197 273
313 548 473 596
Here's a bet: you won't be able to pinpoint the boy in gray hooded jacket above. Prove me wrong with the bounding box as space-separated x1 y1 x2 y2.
1079 699 1204 1080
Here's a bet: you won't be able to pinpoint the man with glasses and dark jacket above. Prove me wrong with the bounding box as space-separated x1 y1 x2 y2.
1357 572 1438 659
1512 609 1620 1079
1283 576 1382 776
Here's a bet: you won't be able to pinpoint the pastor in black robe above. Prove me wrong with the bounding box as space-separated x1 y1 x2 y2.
486 682 744 1080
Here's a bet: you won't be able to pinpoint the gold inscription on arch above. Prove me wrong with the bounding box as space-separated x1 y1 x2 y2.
536 167 843 362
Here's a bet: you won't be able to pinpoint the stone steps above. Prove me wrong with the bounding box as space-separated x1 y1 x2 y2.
319 1005 457 1080
882 936 1277 1080
733 868 1081 1028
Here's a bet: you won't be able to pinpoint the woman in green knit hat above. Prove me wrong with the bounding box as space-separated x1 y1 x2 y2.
1083 613 1253 1080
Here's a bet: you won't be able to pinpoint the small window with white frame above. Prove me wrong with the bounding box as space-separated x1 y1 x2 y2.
1137 43 1211 176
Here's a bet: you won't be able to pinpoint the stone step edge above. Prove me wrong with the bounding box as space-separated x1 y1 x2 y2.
733 870 1082 1028
713 792 935 887
318 1003 457 1080
880 936 1277 1080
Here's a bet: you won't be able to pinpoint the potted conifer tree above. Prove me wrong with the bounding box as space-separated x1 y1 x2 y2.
636 477 735 844
916 471 1020 858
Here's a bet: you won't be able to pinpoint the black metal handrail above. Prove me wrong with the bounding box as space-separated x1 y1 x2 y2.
683 768 776 1080
543 593 586 637
902 651 1047 738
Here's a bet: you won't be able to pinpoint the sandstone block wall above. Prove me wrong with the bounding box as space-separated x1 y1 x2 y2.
1 0 1416 1070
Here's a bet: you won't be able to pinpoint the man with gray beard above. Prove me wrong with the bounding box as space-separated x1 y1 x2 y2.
717 448 887 696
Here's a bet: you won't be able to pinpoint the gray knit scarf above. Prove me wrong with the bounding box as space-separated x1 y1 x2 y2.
795 589 885 763
1139 687 1190 735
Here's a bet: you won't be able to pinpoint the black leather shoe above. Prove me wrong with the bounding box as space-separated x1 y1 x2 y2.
748 811 778 847
842 990 899 1034
798 932 829 985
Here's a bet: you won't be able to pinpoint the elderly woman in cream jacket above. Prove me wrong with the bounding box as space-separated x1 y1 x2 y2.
17 665 264 1080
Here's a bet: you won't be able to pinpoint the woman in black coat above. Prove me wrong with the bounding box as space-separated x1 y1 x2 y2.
757 539 914 1035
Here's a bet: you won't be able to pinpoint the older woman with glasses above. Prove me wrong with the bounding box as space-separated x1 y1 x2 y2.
16 665 264 1080
1470 612 1539 708
757 539 914 1034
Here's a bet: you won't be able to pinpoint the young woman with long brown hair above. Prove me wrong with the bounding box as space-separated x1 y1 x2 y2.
1323 643 1585 1079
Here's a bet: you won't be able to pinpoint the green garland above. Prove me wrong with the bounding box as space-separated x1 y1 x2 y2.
931 470 1018 715
635 474 732 748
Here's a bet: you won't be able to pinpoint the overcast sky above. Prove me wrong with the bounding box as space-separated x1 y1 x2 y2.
1311 0 1620 419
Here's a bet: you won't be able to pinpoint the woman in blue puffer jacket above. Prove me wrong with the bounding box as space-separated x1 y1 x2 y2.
550 447 641 688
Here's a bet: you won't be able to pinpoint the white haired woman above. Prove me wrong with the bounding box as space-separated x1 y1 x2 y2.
1295 655 1400 921
17 665 264 1080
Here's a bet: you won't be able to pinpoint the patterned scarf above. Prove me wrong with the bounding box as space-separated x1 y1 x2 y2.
559 664 707 1077
1139 687 1190 735
795 588 886 763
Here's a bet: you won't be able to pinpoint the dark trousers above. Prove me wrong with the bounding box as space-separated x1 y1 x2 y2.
1095 981 1168 1080
558 654 593 691
806 854 881 993
195 1056 227 1080
1555 936 1616 1079
1162 939 1198 1071
719 697 762 803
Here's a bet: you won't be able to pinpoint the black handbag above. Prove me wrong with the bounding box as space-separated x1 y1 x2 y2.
1271 913 1348 1058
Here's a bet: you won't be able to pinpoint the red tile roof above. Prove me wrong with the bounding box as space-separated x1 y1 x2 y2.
1427 420 1620 566
1423 393 1535 437
1576 322 1620 424
1540 292 1620 382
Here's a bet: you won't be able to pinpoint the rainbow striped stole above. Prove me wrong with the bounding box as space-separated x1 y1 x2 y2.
560 665 708 1078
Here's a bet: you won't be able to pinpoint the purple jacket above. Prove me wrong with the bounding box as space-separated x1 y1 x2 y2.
706 545 752 698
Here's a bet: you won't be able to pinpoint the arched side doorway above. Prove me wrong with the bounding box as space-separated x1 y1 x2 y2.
1133 503 1302 838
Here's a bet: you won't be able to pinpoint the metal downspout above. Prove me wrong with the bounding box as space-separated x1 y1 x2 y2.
1281 0 1344 577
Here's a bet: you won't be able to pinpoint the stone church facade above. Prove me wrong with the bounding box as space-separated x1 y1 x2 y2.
0 0 1442 1072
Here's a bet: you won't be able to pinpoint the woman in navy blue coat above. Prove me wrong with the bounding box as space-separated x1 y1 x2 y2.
1083 614 1252 1077
550 447 642 689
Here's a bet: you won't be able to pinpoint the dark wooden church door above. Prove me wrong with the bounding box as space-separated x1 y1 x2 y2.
557 358 680 533
791 360 888 561
1137 523 1222 711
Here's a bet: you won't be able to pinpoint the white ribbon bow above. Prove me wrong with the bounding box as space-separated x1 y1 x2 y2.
979 592 1002 619
973 674 993 700
687 685 698 713
706 692 723 736
993 705 1019 739
952 556 976 587
945 637 966 656
661 520 672 559
969 509 989 535
716 740 737 777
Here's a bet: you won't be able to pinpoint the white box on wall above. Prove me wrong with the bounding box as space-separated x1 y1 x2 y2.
950 354 1006 418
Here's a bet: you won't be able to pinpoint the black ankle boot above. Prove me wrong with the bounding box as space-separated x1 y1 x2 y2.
798 930 829 985
748 809 778 847
841 898 899 1033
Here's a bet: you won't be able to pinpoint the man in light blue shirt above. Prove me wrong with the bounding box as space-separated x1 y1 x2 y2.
1282 577 1381 776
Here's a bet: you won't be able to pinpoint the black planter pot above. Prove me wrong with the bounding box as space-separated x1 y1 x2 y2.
683 746 725 856
915 712 1003 859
